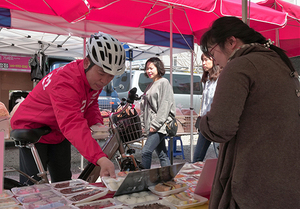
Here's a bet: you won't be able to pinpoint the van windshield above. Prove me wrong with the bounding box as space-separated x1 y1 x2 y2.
50 61 70 72
139 73 203 95
113 71 131 92
113 71 203 95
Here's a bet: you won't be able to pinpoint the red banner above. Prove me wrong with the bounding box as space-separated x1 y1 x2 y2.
0 54 31 73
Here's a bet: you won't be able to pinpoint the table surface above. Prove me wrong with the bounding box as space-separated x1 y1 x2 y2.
92 182 209 209
91 161 210 209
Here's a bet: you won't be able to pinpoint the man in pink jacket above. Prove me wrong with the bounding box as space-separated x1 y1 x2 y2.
11 32 126 184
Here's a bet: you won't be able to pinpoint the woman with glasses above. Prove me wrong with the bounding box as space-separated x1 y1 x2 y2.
199 16 299 208
193 53 221 162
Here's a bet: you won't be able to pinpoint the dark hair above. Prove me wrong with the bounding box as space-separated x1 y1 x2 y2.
201 53 222 83
200 16 295 73
144 57 165 78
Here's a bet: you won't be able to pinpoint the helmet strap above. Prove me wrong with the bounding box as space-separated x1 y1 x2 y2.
84 57 95 73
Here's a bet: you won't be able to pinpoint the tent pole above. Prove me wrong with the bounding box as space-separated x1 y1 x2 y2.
169 6 173 86
33 43 44 88
190 50 194 162
169 5 174 165
81 37 86 171
242 0 248 24
130 60 132 88
276 29 280 47
83 37 86 57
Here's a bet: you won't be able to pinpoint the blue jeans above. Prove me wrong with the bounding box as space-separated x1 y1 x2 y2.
193 132 212 162
141 132 171 169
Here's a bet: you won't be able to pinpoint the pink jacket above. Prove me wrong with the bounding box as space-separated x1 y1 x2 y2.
11 59 107 165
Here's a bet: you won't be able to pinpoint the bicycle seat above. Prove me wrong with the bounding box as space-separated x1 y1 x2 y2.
10 126 52 145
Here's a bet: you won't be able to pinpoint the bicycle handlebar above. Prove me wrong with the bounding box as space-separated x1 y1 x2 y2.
127 87 141 103
108 87 141 126
100 87 141 119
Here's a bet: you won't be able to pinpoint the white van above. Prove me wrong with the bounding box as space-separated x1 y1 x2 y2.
112 70 203 114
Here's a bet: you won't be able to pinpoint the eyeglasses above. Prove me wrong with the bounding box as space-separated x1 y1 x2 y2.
207 43 219 60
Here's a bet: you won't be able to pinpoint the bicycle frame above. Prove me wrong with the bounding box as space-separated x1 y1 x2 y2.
104 104 142 167
79 87 143 183
9 126 52 185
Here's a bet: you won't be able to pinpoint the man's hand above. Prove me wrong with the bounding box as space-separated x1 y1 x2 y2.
97 157 116 178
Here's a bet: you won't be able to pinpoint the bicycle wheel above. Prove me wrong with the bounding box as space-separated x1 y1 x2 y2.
3 177 24 190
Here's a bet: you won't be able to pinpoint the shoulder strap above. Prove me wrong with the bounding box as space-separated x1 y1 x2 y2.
147 99 174 118
146 99 156 113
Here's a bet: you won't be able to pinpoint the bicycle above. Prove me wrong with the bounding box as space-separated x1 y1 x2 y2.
79 87 144 183
4 87 144 189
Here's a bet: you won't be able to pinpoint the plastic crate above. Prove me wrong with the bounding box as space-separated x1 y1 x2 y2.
100 110 111 127
176 108 198 134
181 116 198 133
98 96 113 111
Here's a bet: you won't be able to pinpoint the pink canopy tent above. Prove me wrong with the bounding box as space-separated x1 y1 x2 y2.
0 0 291 161
0 0 288 43
257 0 300 57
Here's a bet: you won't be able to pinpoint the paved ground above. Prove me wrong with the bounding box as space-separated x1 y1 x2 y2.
3 134 218 182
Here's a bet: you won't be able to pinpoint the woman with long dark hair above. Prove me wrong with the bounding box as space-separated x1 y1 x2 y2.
199 16 299 208
193 53 221 162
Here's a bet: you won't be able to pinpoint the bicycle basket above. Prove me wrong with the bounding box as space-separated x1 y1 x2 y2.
115 108 143 144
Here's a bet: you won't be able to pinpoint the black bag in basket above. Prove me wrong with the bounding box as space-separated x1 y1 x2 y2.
165 114 178 137
114 107 142 143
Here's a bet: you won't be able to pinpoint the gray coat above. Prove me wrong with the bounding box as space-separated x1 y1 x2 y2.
200 44 300 209
140 77 176 134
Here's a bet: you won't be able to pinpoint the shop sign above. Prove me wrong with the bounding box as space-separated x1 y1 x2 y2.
0 54 31 73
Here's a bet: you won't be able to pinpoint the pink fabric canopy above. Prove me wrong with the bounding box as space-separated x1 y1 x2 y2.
0 0 296 161
0 0 288 45
257 0 300 57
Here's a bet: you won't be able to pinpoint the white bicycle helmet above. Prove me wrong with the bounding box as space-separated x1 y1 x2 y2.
86 32 125 75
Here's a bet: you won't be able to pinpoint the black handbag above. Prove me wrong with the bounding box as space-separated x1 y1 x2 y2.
147 100 178 137
165 113 178 137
